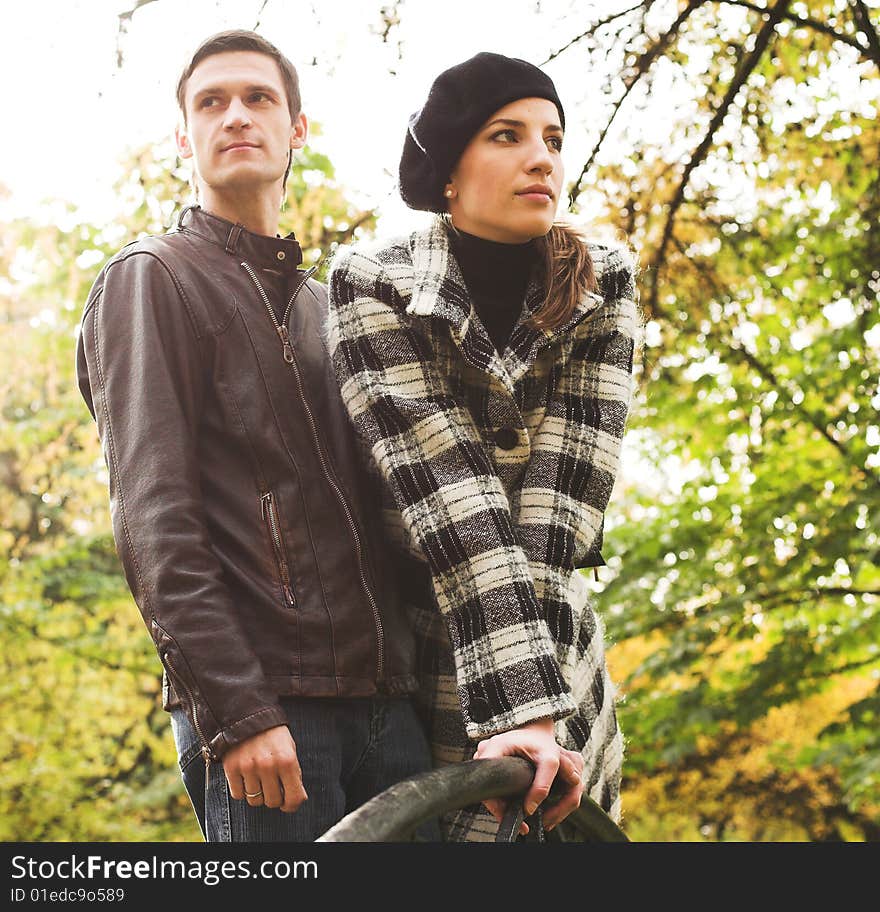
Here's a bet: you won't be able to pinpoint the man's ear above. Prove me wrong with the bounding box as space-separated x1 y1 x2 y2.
290 112 308 151
175 123 193 160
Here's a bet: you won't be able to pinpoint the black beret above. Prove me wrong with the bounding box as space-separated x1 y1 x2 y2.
399 51 565 213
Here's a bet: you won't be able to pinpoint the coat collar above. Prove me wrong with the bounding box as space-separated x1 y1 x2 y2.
177 205 303 274
403 217 606 386
405 217 471 325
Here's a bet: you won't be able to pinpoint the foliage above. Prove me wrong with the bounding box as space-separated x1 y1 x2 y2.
567 0 880 839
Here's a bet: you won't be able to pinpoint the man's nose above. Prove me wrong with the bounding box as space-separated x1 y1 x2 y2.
224 97 252 129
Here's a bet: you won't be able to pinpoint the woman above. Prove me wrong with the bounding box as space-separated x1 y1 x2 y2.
327 52 640 841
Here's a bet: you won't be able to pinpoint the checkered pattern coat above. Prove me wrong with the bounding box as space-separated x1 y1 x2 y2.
327 218 639 840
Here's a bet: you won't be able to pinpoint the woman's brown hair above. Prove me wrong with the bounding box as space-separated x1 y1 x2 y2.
530 223 598 332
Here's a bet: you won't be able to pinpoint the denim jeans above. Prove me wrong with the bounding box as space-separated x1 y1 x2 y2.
170 696 438 842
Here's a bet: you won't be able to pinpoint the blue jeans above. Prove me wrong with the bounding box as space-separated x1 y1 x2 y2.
170 696 438 842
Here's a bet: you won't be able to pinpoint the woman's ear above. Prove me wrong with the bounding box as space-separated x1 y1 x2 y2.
443 183 456 199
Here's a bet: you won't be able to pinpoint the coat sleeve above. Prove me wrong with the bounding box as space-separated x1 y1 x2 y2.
76 249 288 759
327 247 578 741
514 248 640 650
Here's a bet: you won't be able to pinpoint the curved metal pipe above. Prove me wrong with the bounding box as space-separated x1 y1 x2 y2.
317 757 628 842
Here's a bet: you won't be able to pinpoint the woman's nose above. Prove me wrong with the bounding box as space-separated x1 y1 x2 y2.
525 137 554 173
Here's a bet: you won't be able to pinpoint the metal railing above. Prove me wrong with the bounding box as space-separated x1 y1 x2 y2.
318 757 629 842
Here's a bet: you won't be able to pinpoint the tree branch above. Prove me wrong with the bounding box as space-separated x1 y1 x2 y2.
648 0 791 316
851 0 880 68
2 614 154 675
645 583 878 635
758 587 880 604
375 1 403 45
719 0 874 57
116 0 161 68
671 234 880 489
568 0 707 206
541 1 648 65
253 0 271 31
734 345 879 488
800 655 880 681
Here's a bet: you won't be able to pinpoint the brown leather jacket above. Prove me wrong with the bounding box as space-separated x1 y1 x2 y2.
76 206 418 761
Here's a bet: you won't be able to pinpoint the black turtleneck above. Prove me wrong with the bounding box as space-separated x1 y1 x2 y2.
448 228 539 356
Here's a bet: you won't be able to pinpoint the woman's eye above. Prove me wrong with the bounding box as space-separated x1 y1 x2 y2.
548 136 563 151
491 129 518 142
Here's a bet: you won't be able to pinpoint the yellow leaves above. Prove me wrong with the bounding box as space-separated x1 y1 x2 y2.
766 675 873 742
607 629 666 685
623 672 878 840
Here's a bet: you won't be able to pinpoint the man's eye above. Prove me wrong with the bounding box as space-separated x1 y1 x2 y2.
250 92 271 103
199 97 219 108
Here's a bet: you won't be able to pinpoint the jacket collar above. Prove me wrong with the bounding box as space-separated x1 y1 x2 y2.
177 205 303 274
404 217 606 385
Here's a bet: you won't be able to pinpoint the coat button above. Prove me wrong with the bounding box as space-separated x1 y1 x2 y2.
276 250 286 261
494 426 519 450
468 696 492 724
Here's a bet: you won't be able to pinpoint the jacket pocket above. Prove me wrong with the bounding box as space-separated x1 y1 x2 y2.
260 490 297 609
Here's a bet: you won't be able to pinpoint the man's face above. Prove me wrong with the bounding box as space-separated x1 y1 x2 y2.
176 50 307 200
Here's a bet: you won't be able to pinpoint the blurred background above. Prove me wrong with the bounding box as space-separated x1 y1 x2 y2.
1 0 877 841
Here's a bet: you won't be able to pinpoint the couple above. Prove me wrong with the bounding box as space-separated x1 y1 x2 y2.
76 29 639 843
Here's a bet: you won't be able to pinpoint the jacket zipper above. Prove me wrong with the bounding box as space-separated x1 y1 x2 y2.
261 491 297 609
241 261 386 679
241 261 315 363
163 649 215 764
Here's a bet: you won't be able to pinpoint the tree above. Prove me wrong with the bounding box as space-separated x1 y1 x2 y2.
550 0 880 838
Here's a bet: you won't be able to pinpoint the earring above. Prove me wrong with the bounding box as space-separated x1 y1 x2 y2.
444 188 454 198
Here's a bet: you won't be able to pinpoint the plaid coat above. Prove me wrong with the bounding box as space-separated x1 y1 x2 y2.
327 218 639 840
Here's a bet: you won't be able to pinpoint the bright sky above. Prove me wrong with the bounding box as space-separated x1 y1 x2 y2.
0 0 661 236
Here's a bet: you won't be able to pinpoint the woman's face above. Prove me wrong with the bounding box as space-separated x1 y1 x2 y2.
446 96 564 244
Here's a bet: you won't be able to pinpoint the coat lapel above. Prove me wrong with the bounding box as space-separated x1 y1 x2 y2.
506 275 605 386
404 219 468 325
403 218 607 390
405 219 514 391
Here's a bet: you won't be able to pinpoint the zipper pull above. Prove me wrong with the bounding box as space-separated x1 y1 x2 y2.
277 324 295 363
260 491 271 520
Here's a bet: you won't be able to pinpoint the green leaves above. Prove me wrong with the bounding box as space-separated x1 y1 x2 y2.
584 0 880 838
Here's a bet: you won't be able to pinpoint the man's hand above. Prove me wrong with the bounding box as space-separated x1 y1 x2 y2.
222 725 307 813
473 717 585 834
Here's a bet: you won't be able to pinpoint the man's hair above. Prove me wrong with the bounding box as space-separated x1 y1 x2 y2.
176 29 302 122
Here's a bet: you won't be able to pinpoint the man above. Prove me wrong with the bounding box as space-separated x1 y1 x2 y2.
76 29 431 842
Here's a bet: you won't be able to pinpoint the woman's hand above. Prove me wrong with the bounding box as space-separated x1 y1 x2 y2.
473 717 585 834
